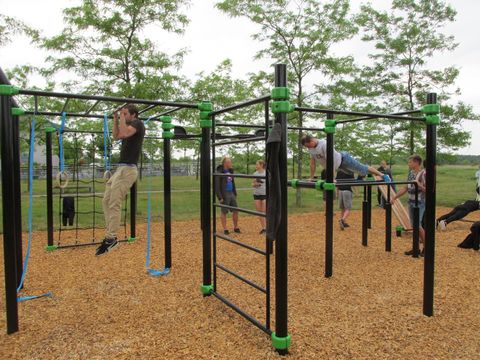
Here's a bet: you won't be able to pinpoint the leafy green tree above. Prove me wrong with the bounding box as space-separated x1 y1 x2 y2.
0 14 38 47
216 0 357 206
356 0 477 155
40 0 190 101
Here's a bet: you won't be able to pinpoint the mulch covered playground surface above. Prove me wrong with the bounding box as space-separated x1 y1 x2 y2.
1 208 479 359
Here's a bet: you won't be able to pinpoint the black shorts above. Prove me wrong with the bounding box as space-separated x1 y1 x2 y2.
253 194 266 200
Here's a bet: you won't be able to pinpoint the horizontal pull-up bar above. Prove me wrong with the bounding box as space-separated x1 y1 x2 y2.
339 110 422 124
212 136 265 147
18 89 199 109
24 110 158 121
215 122 266 129
214 203 266 217
213 173 266 179
294 106 425 122
288 179 419 189
210 95 271 116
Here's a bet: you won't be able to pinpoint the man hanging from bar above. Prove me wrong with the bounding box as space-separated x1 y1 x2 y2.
96 104 145 256
300 134 390 181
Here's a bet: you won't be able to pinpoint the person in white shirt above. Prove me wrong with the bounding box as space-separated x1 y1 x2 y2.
300 135 390 181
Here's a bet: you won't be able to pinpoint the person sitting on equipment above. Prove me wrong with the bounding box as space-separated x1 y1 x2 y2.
437 200 480 231
301 134 390 181
96 104 145 256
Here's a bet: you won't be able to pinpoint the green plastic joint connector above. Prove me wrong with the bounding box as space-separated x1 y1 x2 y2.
45 127 57 133
323 182 336 191
200 284 213 295
325 119 336 127
271 332 292 350
199 111 211 120
396 225 404 231
162 132 174 139
324 126 336 134
160 115 172 123
425 114 440 125
271 87 290 100
162 122 175 130
0 84 19 96
290 179 299 189
198 101 213 112
11 107 25 116
271 101 294 114
127 237 137 243
314 180 324 191
421 103 440 115
45 245 58 252
200 119 213 128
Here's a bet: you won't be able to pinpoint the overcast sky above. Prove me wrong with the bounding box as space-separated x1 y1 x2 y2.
1 0 479 155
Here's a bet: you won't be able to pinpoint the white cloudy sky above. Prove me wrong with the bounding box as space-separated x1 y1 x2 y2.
1 0 479 154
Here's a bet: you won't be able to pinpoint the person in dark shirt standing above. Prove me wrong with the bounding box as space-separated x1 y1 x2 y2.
215 157 240 235
96 104 145 256
336 169 354 230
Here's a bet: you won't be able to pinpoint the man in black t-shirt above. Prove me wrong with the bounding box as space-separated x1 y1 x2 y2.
96 104 145 256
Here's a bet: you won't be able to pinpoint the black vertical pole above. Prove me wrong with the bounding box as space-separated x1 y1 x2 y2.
367 183 372 229
130 182 137 240
325 114 334 278
385 185 392 252
423 92 437 316
412 189 420 258
200 101 212 296
46 129 54 248
362 186 368 247
1 94 19 334
12 112 22 287
163 138 172 269
274 64 289 354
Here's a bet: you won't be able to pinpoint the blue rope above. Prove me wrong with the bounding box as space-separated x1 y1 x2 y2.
58 112 66 172
103 113 111 172
144 118 170 277
17 115 53 302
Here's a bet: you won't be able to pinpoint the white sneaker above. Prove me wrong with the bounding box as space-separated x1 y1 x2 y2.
438 220 447 231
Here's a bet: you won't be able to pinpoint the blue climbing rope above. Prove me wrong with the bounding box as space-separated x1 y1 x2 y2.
144 118 170 277
103 113 111 172
17 116 53 302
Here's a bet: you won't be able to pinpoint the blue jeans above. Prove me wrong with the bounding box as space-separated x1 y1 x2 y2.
339 152 369 176
408 199 425 227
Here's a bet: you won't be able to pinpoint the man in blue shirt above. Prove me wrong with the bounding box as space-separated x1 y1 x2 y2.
215 157 241 235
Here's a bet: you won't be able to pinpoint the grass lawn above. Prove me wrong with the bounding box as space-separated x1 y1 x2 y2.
1 164 478 233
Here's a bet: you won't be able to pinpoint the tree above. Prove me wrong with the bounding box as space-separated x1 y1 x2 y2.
0 14 38 47
216 0 357 206
40 0 190 101
356 0 477 155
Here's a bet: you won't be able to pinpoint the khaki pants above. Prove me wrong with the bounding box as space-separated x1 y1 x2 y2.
103 166 138 239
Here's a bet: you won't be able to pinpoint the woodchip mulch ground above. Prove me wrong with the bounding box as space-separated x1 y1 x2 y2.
1 207 479 359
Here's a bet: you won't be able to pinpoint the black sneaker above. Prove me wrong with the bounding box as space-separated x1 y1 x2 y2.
234 228 241 234
404 248 423 257
339 219 345 231
260 229 266 235
224 229 230 235
95 238 118 256
343 222 350 228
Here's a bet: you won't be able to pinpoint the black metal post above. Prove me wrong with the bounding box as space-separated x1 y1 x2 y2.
201 113 212 295
423 93 437 316
325 114 334 277
130 182 137 240
367 184 372 229
163 139 172 269
1 94 19 334
12 112 22 288
412 189 420 258
274 64 289 354
362 186 368 247
46 129 54 248
385 185 392 252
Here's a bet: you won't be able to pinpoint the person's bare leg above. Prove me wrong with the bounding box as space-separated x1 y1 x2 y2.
221 212 227 230
233 211 239 228
255 200 265 229
343 208 350 222
261 200 266 229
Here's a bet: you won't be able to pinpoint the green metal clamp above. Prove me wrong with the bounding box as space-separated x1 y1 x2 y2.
323 182 336 191
11 107 25 116
421 103 440 115
271 101 294 114
271 87 290 100
425 114 440 125
0 84 19 96
127 236 137 243
315 180 325 191
200 284 213 295
45 245 58 252
271 332 292 351
290 179 299 188
162 132 174 139
45 127 57 133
